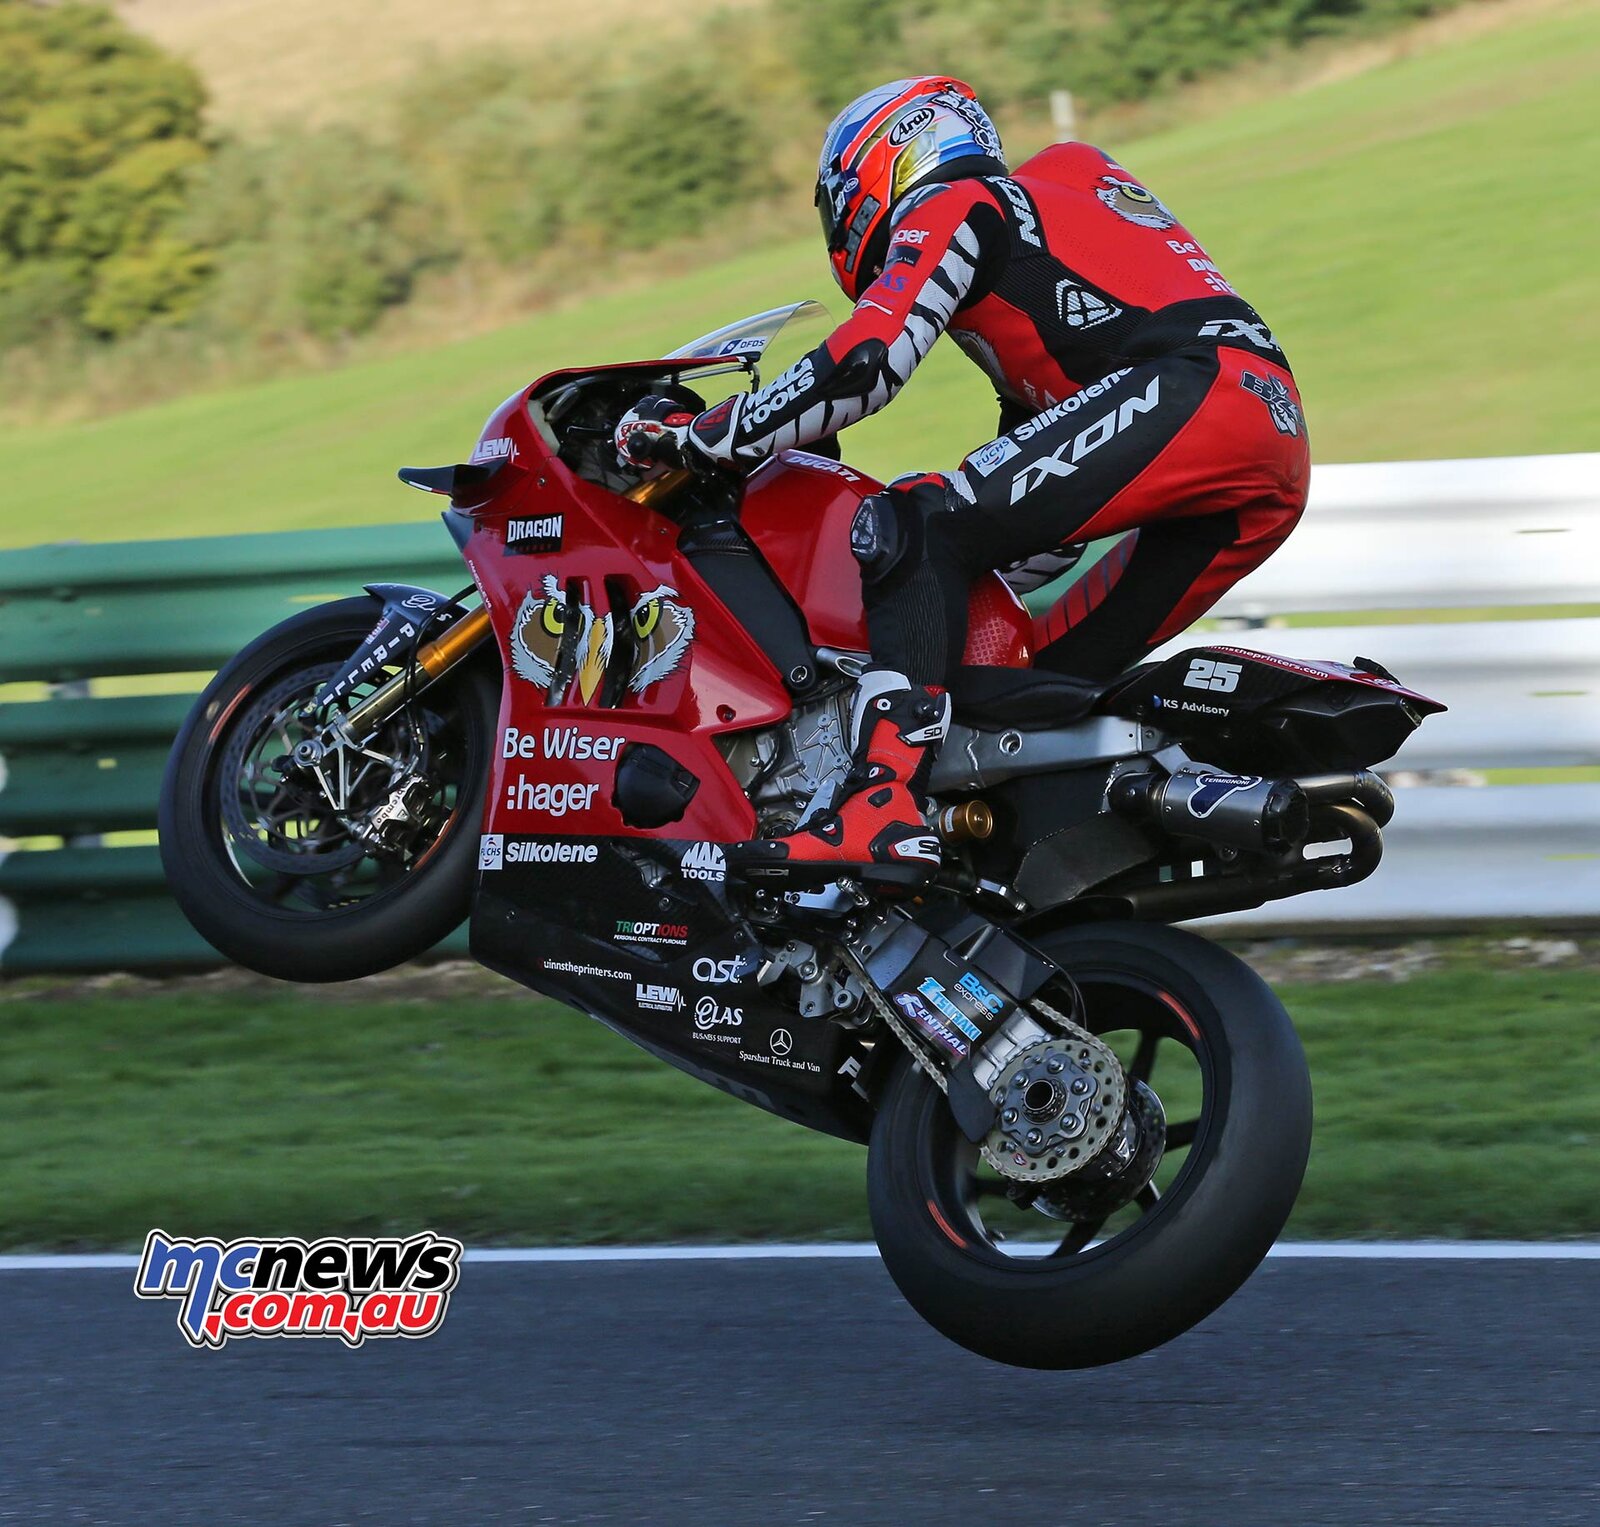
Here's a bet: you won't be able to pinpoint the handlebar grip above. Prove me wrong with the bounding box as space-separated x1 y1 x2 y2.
642 428 690 466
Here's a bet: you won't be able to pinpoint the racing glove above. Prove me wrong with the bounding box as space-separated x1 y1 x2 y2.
615 396 699 470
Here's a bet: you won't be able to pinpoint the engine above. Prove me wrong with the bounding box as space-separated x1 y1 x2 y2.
718 684 856 839
716 684 876 1022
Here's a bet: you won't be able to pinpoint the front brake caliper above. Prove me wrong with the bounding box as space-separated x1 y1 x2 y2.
360 774 434 854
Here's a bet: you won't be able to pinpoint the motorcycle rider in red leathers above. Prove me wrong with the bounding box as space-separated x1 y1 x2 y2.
614 76 1310 887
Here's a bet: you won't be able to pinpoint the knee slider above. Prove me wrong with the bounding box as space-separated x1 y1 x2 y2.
852 475 983 586
850 491 914 585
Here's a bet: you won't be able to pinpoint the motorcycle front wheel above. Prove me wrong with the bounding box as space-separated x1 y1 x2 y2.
866 921 1312 1369
158 596 497 982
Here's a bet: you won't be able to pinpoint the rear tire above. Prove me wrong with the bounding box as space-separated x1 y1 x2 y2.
866 921 1311 1369
158 597 497 982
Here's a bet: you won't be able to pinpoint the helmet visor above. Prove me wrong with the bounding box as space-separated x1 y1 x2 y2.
816 170 850 254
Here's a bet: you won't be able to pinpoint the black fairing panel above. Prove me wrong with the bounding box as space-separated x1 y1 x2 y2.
1099 645 1446 771
677 516 819 696
470 835 878 1143
397 459 507 509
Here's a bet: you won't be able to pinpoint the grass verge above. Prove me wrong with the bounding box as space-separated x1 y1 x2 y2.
1 0 1595 548
1 944 1595 1250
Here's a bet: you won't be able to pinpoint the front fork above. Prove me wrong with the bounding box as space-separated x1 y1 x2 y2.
329 602 493 746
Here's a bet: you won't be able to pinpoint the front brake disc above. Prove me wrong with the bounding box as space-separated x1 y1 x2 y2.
220 665 377 875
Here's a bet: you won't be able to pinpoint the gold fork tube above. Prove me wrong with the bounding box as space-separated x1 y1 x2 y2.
413 604 492 679
625 467 693 509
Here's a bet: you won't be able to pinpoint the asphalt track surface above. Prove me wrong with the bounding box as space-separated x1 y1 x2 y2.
2 1251 1596 1525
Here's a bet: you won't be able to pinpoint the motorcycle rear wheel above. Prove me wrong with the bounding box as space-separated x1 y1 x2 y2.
158 597 497 982
866 921 1311 1369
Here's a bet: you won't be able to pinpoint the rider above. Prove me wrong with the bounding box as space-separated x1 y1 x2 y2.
614 76 1309 886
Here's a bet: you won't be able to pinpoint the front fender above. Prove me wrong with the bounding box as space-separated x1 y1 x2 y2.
311 583 466 708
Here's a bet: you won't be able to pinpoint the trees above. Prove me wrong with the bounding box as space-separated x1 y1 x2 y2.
179 129 453 344
0 0 1462 405
0 2 212 340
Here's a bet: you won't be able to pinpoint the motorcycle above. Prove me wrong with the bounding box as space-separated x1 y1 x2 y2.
160 302 1445 1369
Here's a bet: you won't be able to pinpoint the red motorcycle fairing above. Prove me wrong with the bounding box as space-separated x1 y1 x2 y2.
447 363 1026 1144
460 381 1033 854
455 382 877 1140
738 450 877 652
740 448 1034 665
461 389 789 846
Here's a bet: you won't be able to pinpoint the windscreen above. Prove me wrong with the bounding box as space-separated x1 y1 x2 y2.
665 301 832 395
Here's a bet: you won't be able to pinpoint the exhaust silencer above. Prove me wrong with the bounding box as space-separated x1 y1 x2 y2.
1110 766 1310 854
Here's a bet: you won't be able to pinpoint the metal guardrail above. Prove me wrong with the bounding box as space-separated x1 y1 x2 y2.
1156 452 1600 930
0 524 467 972
1211 454 1600 614
1 454 1596 971
1194 784 1600 931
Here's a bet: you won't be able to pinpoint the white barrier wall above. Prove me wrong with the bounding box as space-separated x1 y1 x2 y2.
1154 453 1600 928
1211 454 1600 614
1194 785 1600 930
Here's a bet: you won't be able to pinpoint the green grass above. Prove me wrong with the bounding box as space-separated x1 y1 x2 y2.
0 1 1594 550
2 952 1595 1249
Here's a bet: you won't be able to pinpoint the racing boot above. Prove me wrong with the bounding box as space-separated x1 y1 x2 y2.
729 670 949 888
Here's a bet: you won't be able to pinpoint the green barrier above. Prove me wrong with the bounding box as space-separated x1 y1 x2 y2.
0 744 173 837
0 692 194 747
0 522 469 973
0 843 165 894
0 525 464 683
0 696 192 836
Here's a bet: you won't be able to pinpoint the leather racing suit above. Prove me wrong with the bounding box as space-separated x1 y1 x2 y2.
685 141 1310 687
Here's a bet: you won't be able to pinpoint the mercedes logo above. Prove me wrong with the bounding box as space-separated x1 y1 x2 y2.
770 1028 793 1057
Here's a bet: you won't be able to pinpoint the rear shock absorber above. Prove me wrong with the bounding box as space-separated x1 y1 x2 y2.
936 800 993 845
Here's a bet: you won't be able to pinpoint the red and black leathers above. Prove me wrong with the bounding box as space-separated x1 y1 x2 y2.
688 141 1309 685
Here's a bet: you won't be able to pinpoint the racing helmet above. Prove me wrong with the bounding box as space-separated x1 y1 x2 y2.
816 76 1006 301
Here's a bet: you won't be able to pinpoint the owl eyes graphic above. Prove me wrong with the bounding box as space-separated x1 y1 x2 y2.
509 577 693 702
626 586 696 694
510 575 570 689
1095 175 1176 230
632 599 662 640
510 574 612 703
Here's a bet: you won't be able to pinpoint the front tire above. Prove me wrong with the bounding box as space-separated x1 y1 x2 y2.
866 921 1311 1369
158 597 497 982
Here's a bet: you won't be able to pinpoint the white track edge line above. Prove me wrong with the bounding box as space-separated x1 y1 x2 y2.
1 1240 1598 1272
